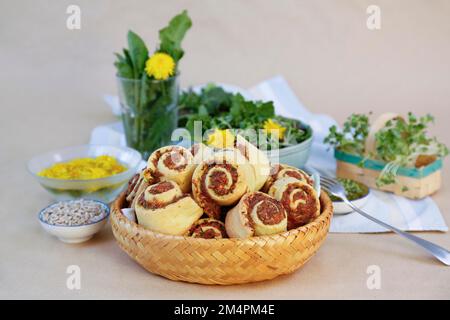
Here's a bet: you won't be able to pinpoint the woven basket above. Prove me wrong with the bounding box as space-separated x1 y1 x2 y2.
111 191 333 285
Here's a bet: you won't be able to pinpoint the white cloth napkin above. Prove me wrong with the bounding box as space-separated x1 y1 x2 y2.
92 75 448 233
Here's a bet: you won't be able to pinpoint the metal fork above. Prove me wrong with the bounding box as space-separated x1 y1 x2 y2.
320 175 450 266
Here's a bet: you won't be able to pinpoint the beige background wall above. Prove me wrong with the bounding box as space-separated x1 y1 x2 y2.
1 0 449 299
2 0 449 152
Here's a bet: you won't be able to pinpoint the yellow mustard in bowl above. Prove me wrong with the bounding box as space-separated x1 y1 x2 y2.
38 155 127 180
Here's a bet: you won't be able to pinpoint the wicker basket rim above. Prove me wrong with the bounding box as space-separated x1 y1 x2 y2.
111 191 333 243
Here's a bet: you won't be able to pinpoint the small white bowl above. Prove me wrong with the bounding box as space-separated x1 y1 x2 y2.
332 190 371 215
38 201 110 243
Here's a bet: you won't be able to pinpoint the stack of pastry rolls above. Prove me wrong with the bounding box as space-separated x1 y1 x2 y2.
124 136 321 239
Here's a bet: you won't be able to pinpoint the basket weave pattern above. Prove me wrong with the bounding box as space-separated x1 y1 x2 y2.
111 192 333 285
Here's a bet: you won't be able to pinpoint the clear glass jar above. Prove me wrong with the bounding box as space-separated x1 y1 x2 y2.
117 75 179 159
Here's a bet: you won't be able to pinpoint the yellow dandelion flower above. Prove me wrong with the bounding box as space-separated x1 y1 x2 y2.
263 119 287 140
145 52 175 80
206 129 235 148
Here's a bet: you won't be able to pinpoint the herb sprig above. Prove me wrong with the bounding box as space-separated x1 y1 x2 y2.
323 113 370 155
374 112 448 186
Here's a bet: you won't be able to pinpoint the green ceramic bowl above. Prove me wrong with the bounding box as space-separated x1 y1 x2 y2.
266 126 313 168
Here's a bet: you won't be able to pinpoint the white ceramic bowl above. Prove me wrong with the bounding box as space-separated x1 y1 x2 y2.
332 190 371 215
38 200 110 243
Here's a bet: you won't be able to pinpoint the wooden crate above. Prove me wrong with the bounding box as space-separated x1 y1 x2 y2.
335 150 442 199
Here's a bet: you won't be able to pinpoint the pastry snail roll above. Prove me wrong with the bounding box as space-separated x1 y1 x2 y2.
268 177 320 229
125 171 150 209
192 149 255 219
135 181 203 235
263 164 313 192
225 192 287 238
235 135 271 191
144 146 196 193
186 218 227 239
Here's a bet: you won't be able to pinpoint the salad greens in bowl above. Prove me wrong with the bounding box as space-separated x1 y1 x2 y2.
177 84 313 167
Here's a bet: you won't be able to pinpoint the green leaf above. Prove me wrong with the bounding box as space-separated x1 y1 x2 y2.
198 105 209 116
256 101 275 119
114 51 134 79
127 30 149 78
159 10 192 62
201 86 231 114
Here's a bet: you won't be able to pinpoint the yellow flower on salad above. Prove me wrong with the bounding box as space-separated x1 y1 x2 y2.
206 129 235 148
145 52 175 80
263 119 287 140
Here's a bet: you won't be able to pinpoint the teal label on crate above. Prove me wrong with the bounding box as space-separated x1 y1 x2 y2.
334 150 442 178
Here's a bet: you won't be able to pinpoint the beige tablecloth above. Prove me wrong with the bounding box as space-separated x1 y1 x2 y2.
1 0 450 299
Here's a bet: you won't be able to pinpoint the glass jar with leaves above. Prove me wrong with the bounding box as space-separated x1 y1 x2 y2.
114 11 191 159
